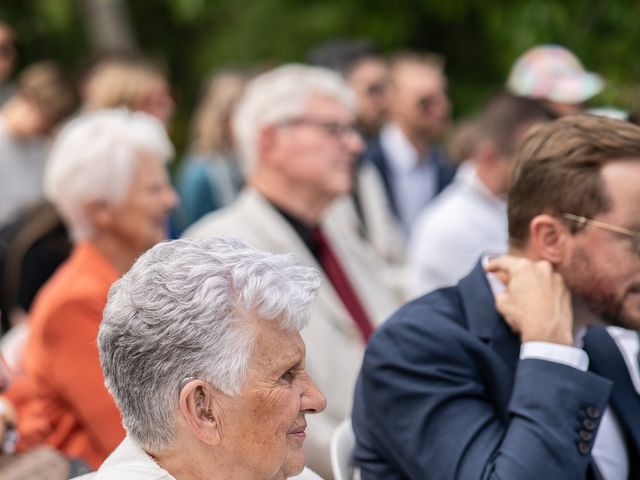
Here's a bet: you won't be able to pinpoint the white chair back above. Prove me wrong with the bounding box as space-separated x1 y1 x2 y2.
330 419 355 480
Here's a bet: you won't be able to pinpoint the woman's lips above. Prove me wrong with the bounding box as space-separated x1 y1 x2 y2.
287 421 307 437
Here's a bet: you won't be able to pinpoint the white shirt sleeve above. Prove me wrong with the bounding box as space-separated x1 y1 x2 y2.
520 341 589 371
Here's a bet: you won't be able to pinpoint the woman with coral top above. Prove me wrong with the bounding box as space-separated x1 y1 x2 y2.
0 108 178 469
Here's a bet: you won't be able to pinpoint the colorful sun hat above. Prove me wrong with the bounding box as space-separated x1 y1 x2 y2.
506 45 603 104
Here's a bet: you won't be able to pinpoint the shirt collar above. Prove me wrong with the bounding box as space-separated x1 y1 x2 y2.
380 123 425 173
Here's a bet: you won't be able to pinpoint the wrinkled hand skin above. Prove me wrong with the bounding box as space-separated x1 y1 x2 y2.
486 256 574 346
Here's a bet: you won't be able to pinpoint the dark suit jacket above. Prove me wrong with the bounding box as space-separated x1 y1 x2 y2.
360 134 457 221
352 261 640 479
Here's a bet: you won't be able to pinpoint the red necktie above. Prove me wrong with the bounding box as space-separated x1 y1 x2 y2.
313 228 374 342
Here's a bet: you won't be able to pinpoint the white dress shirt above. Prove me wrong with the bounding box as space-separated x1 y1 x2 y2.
407 162 507 296
379 123 437 236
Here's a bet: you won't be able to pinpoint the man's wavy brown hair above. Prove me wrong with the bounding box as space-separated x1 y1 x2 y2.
508 114 640 247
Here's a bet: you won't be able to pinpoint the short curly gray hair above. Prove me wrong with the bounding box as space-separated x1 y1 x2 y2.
98 236 321 452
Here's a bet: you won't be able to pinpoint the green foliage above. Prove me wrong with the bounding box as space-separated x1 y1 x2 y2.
2 0 640 152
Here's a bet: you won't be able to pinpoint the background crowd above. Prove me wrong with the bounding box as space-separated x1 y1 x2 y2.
0 3 640 479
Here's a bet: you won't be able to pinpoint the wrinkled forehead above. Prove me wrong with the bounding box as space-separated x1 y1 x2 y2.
247 319 305 372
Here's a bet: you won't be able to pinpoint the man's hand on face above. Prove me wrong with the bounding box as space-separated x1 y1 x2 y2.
486 256 574 346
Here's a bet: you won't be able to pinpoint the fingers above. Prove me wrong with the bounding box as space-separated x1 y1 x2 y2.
484 254 523 274
485 255 554 279
487 255 573 345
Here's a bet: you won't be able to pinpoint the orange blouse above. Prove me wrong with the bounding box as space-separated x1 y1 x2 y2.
5 242 125 469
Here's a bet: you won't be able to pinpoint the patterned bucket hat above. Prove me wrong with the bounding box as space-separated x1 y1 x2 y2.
507 45 603 104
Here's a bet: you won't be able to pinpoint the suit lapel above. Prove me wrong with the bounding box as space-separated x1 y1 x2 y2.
240 190 359 337
583 326 640 460
364 136 398 218
431 146 457 195
458 261 521 371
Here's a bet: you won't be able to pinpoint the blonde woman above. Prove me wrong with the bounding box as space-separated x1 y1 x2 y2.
175 70 248 231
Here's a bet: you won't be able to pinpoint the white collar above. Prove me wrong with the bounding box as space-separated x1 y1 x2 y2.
607 326 640 394
380 123 425 173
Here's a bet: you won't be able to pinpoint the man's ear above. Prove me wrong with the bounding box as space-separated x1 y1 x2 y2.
179 380 222 447
258 124 280 168
528 214 570 264
84 199 112 231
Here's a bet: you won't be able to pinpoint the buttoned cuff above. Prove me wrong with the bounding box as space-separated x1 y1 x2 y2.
520 341 589 371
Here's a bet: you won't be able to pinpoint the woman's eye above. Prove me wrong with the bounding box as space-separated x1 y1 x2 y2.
280 370 295 383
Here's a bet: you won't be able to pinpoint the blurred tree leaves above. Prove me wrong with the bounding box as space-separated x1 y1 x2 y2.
2 0 640 150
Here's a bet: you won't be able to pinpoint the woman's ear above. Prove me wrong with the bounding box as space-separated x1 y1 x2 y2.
179 380 222 447
528 214 570 265
84 199 113 231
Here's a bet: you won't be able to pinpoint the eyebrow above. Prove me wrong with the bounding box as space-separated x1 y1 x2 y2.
275 353 303 374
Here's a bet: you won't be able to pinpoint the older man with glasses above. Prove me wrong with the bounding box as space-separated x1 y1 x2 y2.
185 64 403 478
353 114 640 479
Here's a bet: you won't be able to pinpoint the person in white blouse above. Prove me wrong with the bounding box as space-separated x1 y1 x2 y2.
406 92 553 296
93 236 326 480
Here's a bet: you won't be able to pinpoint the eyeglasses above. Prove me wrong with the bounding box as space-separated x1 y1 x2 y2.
562 213 640 256
279 118 360 139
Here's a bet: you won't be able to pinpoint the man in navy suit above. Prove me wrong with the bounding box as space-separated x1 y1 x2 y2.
352 114 640 479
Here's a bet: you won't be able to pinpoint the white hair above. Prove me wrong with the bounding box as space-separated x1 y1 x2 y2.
232 63 356 174
98 236 321 452
44 108 174 242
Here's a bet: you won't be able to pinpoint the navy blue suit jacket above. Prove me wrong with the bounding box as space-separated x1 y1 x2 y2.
352 262 640 479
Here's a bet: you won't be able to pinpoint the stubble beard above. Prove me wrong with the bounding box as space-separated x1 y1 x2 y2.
564 246 625 327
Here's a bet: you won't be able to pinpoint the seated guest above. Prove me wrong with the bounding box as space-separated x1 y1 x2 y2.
1 109 178 469
0 60 76 228
186 64 403 477
175 69 248 231
81 54 175 127
0 54 175 332
360 51 456 240
406 92 552 296
353 115 640 479
95 236 326 479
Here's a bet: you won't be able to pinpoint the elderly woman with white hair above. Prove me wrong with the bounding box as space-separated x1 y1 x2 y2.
1 108 178 469
93 236 326 479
